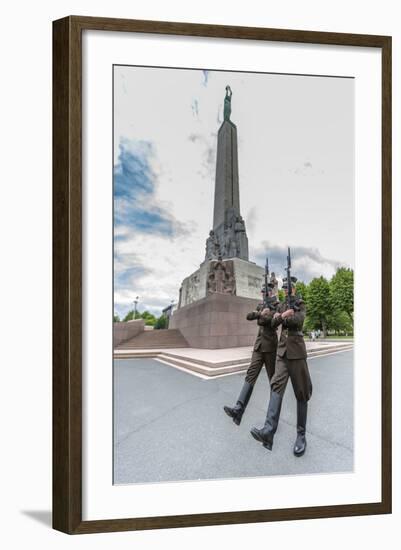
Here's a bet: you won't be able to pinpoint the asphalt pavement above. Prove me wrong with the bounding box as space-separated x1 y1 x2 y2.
114 350 353 484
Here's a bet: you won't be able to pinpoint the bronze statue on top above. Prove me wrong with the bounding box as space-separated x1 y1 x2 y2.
224 85 232 121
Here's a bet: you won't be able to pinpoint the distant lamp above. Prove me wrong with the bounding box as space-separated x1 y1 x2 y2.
133 296 139 319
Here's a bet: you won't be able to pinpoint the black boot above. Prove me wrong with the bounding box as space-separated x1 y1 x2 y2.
293 400 308 457
224 381 253 425
250 391 283 450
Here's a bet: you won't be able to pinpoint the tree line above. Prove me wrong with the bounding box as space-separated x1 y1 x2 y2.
113 309 168 330
285 267 353 337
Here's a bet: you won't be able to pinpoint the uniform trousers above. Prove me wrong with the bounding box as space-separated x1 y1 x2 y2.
245 351 276 386
270 353 313 402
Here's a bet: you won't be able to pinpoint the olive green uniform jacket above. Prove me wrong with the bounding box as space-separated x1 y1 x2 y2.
273 300 307 359
245 305 278 385
270 299 312 402
247 307 278 353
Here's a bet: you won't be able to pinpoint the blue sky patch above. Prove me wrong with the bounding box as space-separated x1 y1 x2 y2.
114 139 184 237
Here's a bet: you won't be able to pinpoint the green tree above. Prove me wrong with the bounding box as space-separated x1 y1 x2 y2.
154 314 168 330
123 309 135 322
122 309 157 325
303 315 316 334
278 289 285 302
327 309 353 335
330 268 354 324
295 281 308 303
306 276 331 337
140 310 157 326
113 314 120 323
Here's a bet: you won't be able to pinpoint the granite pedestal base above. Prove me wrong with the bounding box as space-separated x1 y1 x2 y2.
179 257 264 308
169 292 260 349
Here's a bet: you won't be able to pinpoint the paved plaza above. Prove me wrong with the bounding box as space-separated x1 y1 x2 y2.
114 350 353 485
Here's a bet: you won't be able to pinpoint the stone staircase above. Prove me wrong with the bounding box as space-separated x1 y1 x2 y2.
114 341 354 379
117 328 189 350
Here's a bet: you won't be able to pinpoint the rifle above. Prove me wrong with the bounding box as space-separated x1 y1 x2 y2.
285 247 299 311
263 257 269 307
261 256 279 312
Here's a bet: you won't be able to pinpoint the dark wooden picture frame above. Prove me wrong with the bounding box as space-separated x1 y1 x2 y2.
53 15 392 534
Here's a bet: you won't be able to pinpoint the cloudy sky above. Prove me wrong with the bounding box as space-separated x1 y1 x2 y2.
113 65 354 318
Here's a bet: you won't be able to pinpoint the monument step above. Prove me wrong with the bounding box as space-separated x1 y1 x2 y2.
115 341 353 359
117 329 189 349
306 343 353 354
156 354 249 377
308 344 353 358
114 343 353 378
158 350 251 368
157 345 353 377
165 342 354 365
159 344 352 368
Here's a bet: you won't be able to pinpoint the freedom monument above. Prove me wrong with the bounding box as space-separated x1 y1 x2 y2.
170 86 265 348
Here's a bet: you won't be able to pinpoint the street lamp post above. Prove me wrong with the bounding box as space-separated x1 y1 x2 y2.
133 296 139 320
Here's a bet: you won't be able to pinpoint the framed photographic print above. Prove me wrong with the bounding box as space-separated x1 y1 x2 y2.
53 16 392 534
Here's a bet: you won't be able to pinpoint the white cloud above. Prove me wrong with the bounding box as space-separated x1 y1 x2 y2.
114 229 204 317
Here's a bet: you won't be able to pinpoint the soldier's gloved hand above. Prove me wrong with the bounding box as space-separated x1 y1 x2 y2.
282 309 295 319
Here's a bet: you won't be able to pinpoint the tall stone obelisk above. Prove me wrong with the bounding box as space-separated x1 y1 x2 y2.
170 86 264 349
205 86 249 262
213 88 240 228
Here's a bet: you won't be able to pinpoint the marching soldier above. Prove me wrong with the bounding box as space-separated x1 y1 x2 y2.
223 282 279 425
250 273 312 457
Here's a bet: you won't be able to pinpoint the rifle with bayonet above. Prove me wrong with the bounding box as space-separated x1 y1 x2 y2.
261 256 279 312
285 247 300 311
